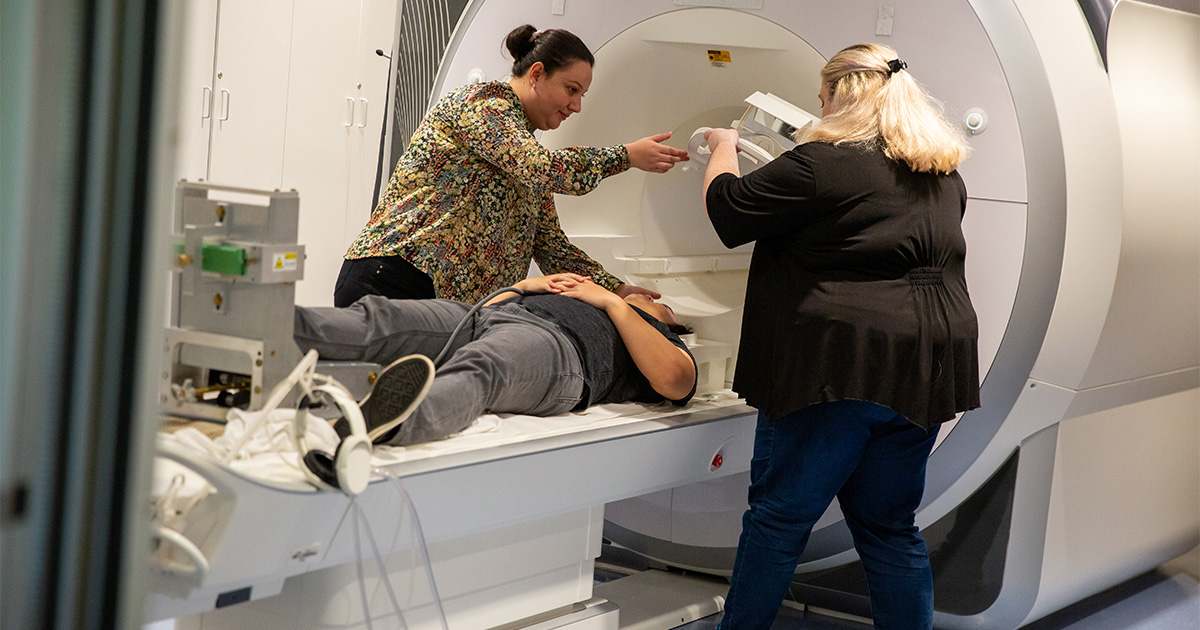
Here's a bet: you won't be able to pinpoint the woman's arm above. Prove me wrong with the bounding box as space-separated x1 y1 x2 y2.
483 273 591 306
531 205 661 298
455 92 628 194
456 88 687 194
530 196 661 298
626 132 690 174
701 128 742 201
702 129 821 249
530 195 623 291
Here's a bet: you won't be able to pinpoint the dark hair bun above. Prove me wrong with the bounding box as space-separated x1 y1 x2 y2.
503 25 594 78
504 24 538 63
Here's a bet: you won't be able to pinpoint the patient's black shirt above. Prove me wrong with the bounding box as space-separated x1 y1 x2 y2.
514 293 696 408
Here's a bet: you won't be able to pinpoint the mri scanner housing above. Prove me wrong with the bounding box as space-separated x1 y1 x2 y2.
144 0 1198 629
423 0 1198 627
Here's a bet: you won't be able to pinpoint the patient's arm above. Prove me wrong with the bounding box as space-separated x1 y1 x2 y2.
483 273 590 306
557 282 696 401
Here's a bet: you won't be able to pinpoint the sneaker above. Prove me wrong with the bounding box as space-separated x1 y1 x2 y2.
359 354 435 444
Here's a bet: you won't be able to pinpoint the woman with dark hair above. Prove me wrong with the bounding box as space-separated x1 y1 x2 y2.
336 24 687 307
702 43 980 629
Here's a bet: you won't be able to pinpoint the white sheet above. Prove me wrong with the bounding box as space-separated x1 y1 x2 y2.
155 391 743 496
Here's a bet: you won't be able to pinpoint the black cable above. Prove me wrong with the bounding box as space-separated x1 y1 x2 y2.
431 287 528 367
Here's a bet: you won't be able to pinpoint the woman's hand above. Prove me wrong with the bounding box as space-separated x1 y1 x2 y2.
703 128 741 152
516 273 590 294
486 273 590 305
557 278 625 311
626 132 690 173
614 283 662 300
701 128 743 204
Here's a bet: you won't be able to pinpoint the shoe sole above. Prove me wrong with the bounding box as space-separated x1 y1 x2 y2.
359 354 435 443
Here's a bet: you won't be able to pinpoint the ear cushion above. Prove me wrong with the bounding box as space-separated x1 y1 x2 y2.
302 448 341 490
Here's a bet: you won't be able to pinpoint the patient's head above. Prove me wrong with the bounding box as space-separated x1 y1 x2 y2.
623 294 691 335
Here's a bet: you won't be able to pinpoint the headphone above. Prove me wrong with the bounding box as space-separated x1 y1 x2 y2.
293 382 373 496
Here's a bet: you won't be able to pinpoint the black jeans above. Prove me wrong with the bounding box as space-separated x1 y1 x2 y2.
333 255 436 306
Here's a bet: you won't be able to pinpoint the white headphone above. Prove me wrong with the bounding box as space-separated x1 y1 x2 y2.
293 382 373 496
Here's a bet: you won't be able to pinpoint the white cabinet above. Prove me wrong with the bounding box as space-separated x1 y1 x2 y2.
284 0 397 307
174 0 219 183
175 0 293 189
174 0 396 307
207 0 295 190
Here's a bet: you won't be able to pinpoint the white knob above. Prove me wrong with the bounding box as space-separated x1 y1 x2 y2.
962 108 988 135
688 127 714 164
467 68 486 84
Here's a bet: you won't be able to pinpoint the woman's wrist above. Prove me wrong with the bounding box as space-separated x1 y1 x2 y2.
616 144 632 172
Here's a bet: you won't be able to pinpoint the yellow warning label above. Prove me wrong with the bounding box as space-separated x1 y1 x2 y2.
273 252 299 272
708 50 731 63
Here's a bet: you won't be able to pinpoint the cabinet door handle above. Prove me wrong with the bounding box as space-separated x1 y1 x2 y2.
357 98 368 129
344 97 355 127
219 89 230 122
201 87 212 121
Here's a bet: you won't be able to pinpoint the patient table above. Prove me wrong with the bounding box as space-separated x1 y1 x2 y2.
150 181 753 630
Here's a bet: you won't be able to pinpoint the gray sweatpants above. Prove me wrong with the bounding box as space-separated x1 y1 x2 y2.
293 296 585 446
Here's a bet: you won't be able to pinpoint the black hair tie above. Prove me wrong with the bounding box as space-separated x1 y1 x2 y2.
887 58 907 74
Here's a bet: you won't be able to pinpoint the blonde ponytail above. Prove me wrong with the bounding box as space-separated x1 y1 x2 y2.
796 44 970 174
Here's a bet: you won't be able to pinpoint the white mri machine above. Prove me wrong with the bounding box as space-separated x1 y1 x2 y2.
146 1 1199 629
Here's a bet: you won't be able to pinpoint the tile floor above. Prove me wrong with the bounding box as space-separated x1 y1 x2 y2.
679 547 1199 629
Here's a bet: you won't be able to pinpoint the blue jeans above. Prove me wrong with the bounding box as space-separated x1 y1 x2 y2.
294 297 585 445
719 401 938 630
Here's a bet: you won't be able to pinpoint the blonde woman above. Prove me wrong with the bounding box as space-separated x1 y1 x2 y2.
702 44 979 629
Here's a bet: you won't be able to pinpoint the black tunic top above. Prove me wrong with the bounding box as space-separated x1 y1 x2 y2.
706 141 980 428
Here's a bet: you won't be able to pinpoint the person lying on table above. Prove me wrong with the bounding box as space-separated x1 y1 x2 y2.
294 273 697 446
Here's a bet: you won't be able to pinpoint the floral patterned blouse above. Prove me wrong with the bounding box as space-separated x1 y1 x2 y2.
345 81 631 303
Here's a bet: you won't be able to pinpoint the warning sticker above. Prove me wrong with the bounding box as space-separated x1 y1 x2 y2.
273 252 299 272
708 50 731 64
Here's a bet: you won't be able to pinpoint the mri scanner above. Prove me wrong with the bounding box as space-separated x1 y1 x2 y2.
146 1 1199 628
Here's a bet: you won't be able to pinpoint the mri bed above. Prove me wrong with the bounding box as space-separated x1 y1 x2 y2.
146 1 1199 629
